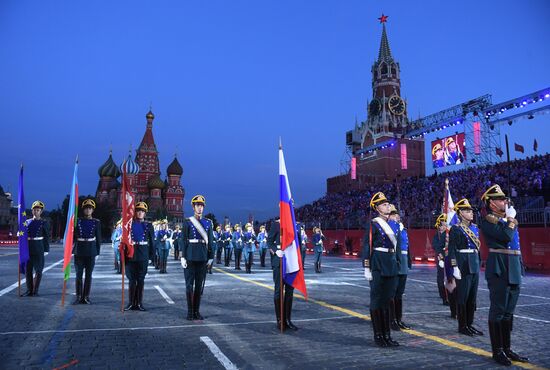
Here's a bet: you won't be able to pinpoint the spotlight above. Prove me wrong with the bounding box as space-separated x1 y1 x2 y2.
508 120 512 126
528 114 534 120
545 93 550 98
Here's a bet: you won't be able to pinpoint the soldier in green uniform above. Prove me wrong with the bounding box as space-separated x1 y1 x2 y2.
433 214 449 306
480 184 529 365
180 195 214 320
388 204 411 331
362 192 400 347
73 199 102 304
22 201 50 297
448 199 484 336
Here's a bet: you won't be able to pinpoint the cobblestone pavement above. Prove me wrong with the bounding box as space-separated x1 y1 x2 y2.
1 245 549 369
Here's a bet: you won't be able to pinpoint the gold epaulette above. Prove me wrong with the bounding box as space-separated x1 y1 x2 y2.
485 214 500 225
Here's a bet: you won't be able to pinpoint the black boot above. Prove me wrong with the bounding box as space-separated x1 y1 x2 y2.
371 309 388 347
382 308 399 346
73 278 82 304
81 277 92 304
315 262 320 273
466 301 483 335
489 321 512 366
502 319 528 362
260 251 266 267
389 299 400 331
396 299 411 330
136 282 146 311
458 305 473 336
193 291 203 320
114 258 119 271
186 292 194 320
318 261 322 273
116 261 121 274
32 273 42 296
284 292 298 330
274 297 285 331
124 283 137 311
22 268 34 297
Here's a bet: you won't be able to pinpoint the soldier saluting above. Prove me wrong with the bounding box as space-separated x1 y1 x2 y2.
362 192 400 347
124 202 155 311
73 199 101 304
180 195 214 321
480 184 529 366
22 201 50 297
448 198 483 336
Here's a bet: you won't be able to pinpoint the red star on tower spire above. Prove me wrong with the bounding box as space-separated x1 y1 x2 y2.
378 14 388 24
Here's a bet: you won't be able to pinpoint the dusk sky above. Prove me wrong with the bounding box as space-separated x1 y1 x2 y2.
1 0 549 221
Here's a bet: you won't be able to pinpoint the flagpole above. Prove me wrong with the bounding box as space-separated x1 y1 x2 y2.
18 259 21 297
61 278 67 306
121 248 125 312
279 137 284 333
505 134 512 196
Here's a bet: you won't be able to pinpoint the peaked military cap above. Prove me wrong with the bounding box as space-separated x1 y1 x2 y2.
435 213 447 227
225 224 231 229
135 202 148 212
191 195 206 206
445 137 455 146
260 225 266 230
245 222 252 229
32 200 45 209
453 198 473 211
82 199 96 209
370 192 389 210
481 184 507 201
216 225 221 230
432 143 443 156
234 223 240 230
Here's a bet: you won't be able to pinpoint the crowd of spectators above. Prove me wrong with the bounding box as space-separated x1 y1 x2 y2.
295 154 550 229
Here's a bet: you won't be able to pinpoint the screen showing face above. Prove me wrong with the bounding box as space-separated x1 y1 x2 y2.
431 133 466 169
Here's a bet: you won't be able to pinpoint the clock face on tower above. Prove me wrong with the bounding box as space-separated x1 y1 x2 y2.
388 94 406 115
369 99 382 116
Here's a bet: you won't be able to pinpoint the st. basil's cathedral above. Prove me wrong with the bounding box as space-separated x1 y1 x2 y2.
95 110 185 222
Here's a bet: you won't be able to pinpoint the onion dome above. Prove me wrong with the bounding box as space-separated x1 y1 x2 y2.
120 153 140 175
167 156 183 176
148 175 166 189
98 152 121 178
146 110 155 120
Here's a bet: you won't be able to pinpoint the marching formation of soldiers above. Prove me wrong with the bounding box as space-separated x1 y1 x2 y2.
19 182 530 366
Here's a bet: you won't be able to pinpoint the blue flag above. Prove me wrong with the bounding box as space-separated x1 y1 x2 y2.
18 166 29 274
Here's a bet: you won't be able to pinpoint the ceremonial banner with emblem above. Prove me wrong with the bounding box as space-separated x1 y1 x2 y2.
279 143 307 298
18 166 29 274
63 159 79 281
443 179 459 226
121 168 135 258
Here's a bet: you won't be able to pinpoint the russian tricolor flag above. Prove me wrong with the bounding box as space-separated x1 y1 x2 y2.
443 179 459 226
279 143 307 298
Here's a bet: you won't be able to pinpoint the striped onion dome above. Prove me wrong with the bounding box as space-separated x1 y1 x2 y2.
167 156 183 176
120 153 140 175
98 152 121 178
148 175 166 189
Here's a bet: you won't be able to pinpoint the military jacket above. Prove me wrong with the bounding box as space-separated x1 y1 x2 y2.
181 217 214 262
432 231 446 261
156 229 172 251
257 231 268 249
232 231 244 250
26 218 50 255
397 223 412 275
128 220 155 262
267 223 281 268
480 213 523 285
448 223 480 274
74 218 102 257
312 233 326 253
362 217 400 277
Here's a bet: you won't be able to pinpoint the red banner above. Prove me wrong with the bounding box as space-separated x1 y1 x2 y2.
400 143 407 170
351 157 357 180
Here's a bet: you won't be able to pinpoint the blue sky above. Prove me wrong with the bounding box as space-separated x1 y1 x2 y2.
1 0 549 221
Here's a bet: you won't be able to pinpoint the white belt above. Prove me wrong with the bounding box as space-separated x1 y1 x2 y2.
401 250 408 255
28 237 44 241
136 241 149 245
489 248 521 255
458 249 477 254
374 247 395 253
77 238 96 242
188 239 206 243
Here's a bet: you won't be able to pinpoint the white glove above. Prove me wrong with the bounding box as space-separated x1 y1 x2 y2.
180 258 187 269
364 268 373 281
453 266 462 280
438 260 445 269
505 205 516 219
207 259 213 266
275 250 284 258
44 252 49 256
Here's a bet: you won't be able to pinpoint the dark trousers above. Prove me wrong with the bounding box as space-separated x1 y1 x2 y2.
487 275 520 322
216 247 223 263
245 252 254 271
259 248 267 266
224 248 233 266
273 264 294 299
370 271 398 310
314 251 322 264
27 253 45 275
184 261 207 294
456 272 479 306
234 249 243 268
125 260 149 284
394 274 407 299
159 249 168 264
300 249 306 268
75 256 95 282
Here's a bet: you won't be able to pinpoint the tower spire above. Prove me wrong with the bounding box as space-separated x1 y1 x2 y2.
377 14 393 63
